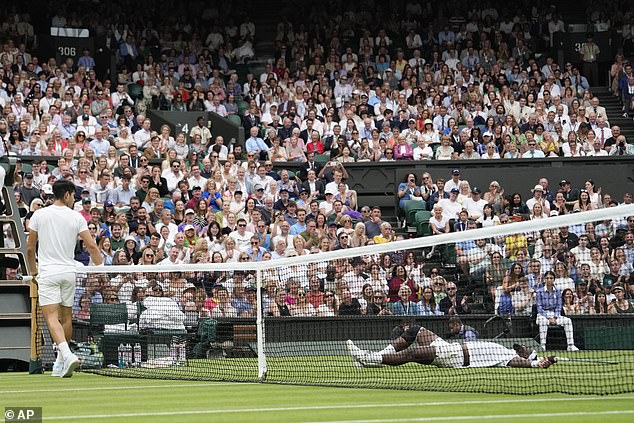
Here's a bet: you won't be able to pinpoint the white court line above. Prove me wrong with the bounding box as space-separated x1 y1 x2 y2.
41 397 634 421
307 410 634 423
0 382 256 394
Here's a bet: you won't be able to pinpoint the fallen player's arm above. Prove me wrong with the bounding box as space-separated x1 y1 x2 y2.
508 356 557 369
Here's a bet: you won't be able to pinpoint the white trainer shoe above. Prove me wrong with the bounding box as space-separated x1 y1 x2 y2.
567 345 579 352
360 351 384 367
51 360 64 377
346 340 365 370
61 353 80 377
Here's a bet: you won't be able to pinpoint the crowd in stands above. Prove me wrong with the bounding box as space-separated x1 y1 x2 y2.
0 1 633 324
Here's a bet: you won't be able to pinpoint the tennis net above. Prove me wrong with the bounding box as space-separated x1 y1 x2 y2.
63 205 634 394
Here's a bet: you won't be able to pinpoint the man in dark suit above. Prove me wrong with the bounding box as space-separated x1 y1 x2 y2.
298 151 323 180
242 106 261 133
302 168 325 197
278 93 296 117
277 117 298 141
439 282 471 315
375 109 397 130
299 118 316 143
520 114 539 133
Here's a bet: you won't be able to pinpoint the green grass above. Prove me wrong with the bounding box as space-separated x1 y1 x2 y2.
0 372 633 423
1 350 632 422
86 350 634 395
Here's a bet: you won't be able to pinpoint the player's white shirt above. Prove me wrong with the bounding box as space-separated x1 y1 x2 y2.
431 338 516 368
28 205 87 277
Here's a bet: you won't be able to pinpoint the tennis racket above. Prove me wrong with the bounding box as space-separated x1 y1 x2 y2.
555 356 620 365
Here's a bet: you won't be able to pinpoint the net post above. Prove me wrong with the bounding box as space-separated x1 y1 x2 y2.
256 268 267 380
29 278 43 374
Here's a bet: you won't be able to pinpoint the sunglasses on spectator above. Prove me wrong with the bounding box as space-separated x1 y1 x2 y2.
238 224 247 227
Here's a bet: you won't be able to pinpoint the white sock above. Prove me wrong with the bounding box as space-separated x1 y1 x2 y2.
54 348 64 365
379 345 396 356
57 342 71 360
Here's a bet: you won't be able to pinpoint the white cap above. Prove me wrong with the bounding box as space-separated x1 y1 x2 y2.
42 184 53 195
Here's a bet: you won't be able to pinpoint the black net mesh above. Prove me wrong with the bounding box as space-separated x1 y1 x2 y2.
71 207 634 394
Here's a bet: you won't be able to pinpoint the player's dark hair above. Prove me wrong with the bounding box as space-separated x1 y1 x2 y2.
52 179 76 200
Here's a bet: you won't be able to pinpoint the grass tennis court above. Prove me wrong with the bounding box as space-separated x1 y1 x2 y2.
1 372 633 423
84 349 634 395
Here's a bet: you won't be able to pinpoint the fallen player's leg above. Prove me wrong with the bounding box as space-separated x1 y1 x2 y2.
347 326 557 369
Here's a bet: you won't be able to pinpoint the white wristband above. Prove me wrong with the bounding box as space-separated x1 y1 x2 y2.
531 360 540 368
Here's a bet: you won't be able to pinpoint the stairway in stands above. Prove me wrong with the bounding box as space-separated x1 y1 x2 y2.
246 0 281 74
594 86 634 142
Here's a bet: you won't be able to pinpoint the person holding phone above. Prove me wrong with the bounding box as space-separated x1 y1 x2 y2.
397 173 421 209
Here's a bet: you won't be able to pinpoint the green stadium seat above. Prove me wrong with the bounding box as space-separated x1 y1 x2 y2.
237 100 249 116
90 303 128 327
414 211 433 237
431 143 440 156
234 64 249 82
314 154 330 165
127 83 143 101
227 114 243 127
20 163 32 173
403 200 426 226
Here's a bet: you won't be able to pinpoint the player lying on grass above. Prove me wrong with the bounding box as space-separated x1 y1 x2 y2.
347 323 557 369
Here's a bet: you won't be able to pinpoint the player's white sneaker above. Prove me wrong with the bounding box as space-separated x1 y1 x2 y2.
61 353 80 377
567 345 579 352
346 340 365 370
360 352 384 367
51 360 64 377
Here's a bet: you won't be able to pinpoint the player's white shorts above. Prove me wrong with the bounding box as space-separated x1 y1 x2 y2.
38 272 77 307
465 341 517 368
430 339 464 368
431 339 516 368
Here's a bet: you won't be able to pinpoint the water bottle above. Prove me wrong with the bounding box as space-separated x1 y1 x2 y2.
133 343 142 367
177 339 186 364
125 344 132 368
169 338 178 364
117 344 125 368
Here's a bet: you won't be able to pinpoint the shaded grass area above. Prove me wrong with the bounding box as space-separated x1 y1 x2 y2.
84 349 634 395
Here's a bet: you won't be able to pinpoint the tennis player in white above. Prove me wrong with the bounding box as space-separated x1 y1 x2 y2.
347 323 557 369
27 180 102 377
